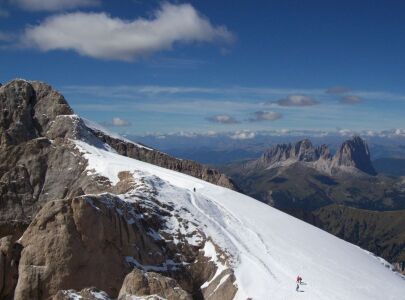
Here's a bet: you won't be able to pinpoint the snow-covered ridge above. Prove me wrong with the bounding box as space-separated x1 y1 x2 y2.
83 118 153 150
75 140 405 300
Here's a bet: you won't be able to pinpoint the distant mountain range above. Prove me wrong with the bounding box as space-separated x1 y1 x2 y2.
222 137 405 273
245 136 376 176
134 133 405 177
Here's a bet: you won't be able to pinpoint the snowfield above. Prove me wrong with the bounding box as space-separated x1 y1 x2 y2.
75 140 405 300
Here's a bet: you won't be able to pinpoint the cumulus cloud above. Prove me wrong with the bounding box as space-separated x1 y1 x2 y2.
206 114 239 124
10 0 99 11
275 95 318 107
325 86 352 94
340 95 362 104
22 3 234 61
230 130 256 140
103 117 131 127
248 111 282 122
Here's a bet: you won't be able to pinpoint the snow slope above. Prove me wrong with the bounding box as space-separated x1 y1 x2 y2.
75 140 405 300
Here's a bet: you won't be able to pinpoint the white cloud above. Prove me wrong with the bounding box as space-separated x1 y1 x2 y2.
249 110 282 122
22 3 234 61
103 117 131 127
206 114 239 124
112 117 131 126
11 0 99 11
275 95 318 107
230 130 256 140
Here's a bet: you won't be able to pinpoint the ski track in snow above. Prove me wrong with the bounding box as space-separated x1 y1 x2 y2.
189 191 279 282
74 140 405 300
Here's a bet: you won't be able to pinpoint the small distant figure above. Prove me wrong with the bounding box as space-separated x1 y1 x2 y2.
193 187 196 192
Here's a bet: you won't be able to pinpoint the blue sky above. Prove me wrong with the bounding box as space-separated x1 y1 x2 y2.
0 0 404 135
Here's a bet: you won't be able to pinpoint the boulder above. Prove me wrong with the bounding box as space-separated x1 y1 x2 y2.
118 268 192 300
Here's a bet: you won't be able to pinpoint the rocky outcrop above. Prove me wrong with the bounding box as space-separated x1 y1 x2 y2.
248 136 376 176
0 80 100 238
0 80 73 146
53 271 193 300
257 139 322 167
14 195 168 299
330 136 376 175
119 269 192 300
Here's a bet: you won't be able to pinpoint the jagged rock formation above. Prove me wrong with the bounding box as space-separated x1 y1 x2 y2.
0 80 99 239
0 79 236 299
247 137 376 176
330 136 376 175
258 139 323 166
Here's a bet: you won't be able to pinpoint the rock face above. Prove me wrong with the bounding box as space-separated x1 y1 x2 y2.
330 136 376 175
0 80 73 145
14 195 163 298
248 137 376 176
0 80 100 240
119 269 192 300
0 236 23 300
258 139 325 167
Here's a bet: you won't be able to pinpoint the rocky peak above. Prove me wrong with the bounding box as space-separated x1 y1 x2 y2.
258 139 320 167
294 139 319 161
0 79 73 145
253 136 376 176
317 144 332 160
331 135 376 175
